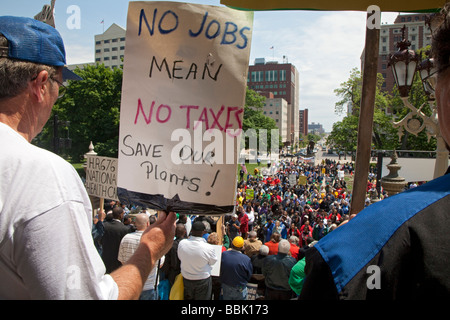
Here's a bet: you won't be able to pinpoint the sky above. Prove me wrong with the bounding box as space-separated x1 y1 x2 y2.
2 0 402 132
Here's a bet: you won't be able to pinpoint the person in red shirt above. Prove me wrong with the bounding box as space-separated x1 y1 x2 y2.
300 221 313 247
264 233 281 255
287 223 301 238
327 207 342 223
288 236 300 260
237 205 249 239
300 220 313 234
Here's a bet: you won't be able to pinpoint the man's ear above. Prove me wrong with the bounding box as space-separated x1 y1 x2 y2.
30 70 50 103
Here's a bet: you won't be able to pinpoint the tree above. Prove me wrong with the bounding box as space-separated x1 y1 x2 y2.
326 115 359 153
33 64 123 162
334 68 362 116
329 68 400 152
330 59 437 154
307 133 322 143
372 109 400 150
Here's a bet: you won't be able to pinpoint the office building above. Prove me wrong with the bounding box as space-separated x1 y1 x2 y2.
262 96 289 143
94 23 126 69
362 13 433 94
299 109 308 136
247 58 300 146
308 122 325 135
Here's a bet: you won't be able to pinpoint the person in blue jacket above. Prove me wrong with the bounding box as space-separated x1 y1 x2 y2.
263 217 275 242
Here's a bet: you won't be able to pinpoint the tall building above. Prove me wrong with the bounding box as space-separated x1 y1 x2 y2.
262 96 289 143
94 23 126 69
299 109 308 136
363 13 432 94
247 58 300 146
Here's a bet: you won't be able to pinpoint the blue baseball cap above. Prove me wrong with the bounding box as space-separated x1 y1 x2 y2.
0 16 82 81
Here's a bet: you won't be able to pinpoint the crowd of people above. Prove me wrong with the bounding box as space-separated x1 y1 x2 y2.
2 8 449 301
236 158 356 246
91 157 364 300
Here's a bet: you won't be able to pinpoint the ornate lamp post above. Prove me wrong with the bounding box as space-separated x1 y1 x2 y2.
388 25 448 179
388 26 420 98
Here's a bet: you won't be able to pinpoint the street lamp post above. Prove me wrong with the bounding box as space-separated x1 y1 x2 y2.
388 25 448 179
388 26 420 98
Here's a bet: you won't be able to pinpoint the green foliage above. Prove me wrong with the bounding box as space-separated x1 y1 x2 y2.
334 68 362 116
330 68 399 151
307 133 322 143
329 61 436 153
326 115 359 152
242 87 273 131
372 109 401 150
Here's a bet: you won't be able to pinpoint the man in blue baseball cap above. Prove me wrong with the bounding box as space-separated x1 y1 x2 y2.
0 16 177 300
0 16 81 82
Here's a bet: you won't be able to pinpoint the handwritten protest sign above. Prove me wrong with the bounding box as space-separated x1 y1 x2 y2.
85 155 118 201
289 174 297 187
210 245 223 277
246 283 259 300
117 2 253 215
298 176 307 186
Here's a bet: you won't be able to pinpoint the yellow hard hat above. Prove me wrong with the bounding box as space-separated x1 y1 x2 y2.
232 236 244 248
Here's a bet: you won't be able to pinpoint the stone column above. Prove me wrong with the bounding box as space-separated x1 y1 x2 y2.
83 142 100 214
381 151 406 196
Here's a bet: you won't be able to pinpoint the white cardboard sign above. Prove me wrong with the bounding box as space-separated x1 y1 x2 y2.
117 1 253 215
85 155 119 201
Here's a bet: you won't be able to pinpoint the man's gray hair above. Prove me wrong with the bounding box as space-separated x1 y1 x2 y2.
259 245 269 256
288 236 299 245
278 239 291 254
248 230 257 238
0 57 57 99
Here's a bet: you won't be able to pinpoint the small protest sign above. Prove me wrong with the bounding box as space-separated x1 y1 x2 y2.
85 155 118 201
289 174 297 187
246 283 259 300
117 2 253 215
298 176 307 186
210 245 223 277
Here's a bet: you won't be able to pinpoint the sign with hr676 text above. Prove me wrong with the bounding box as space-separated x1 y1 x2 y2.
85 155 118 201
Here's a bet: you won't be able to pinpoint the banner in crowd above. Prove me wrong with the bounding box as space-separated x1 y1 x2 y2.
117 1 253 215
298 156 314 163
